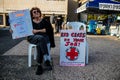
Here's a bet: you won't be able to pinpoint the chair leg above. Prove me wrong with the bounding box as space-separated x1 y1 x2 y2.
28 45 32 67
86 42 89 64
34 47 37 60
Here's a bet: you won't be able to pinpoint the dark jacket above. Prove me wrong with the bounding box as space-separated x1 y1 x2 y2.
43 18 56 48
27 18 55 48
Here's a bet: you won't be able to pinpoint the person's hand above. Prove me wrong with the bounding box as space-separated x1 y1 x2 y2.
32 29 46 34
9 29 13 33
32 29 38 34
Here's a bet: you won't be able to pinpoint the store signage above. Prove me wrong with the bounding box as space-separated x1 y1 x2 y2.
60 30 86 66
9 9 33 39
77 3 87 13
99 3 120 11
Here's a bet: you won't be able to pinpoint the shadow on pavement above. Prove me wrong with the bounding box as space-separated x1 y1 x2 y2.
0 30 25 55
0 55 54 80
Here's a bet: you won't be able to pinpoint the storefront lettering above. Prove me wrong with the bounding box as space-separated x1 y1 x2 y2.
99 3 120 11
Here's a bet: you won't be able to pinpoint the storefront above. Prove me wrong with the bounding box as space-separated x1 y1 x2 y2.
77 0 120 35
77 0 120 14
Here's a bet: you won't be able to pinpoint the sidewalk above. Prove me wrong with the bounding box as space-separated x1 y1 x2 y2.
0 35 120 80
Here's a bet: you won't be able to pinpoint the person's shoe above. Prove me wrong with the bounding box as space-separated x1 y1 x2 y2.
44 60 52 71
36 65 43 75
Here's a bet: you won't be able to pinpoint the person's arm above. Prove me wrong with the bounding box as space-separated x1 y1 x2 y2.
32 28 46 34
9 29 13 33
9 25 13 34
45 20 55 48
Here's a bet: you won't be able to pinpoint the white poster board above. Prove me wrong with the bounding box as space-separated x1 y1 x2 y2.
9 9 33 39
60 30 86 66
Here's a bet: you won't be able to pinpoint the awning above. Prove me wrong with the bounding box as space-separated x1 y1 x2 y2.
77 0 120 14
77 3 87 13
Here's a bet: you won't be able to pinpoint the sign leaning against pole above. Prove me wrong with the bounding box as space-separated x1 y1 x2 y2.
60 22 87 66
9 9 33 39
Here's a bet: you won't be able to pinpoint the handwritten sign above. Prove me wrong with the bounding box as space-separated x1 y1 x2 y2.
9 9 33 39
60 30 86 66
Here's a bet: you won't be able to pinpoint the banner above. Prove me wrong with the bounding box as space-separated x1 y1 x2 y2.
60 30 86 66
9 9 33 39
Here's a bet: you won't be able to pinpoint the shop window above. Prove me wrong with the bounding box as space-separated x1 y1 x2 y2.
0 15 3 25
5 15 10 26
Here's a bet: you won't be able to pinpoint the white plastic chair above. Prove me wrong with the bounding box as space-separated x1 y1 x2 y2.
67 22 89 64
67 22 86 31
28 43 51 67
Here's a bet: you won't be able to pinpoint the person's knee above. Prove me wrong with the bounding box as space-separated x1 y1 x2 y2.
37 36 45 42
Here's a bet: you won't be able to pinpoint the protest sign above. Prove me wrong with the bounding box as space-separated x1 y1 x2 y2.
60 30 86 66
9 9 33 39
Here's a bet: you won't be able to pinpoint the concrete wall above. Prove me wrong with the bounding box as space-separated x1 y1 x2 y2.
2 0 68 15
67 0 78 21
0 0 68 27
79 0 88 4
80 13 87 22
0 0 79 27
3 0 35 13
0 0 4 12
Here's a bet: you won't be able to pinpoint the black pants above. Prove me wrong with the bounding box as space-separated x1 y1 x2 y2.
27 35 49 64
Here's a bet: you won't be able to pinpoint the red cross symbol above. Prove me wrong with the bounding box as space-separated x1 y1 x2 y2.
66 48 78 60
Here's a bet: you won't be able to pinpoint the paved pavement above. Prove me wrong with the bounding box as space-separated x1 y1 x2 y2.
0 30 24 55
0 34 120 80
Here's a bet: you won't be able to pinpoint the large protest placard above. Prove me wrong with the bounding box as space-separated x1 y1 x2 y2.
60 30 86 66
9 9 33 39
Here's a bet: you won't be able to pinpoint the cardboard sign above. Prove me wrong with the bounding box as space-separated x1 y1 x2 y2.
60 30 86 66
9 9 33 39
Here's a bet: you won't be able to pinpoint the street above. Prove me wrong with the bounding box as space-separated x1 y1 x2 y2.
0 33 120 80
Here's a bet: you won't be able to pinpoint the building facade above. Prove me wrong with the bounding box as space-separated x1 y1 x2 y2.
0 0 69 27
0 0 80 28
77 0 120 23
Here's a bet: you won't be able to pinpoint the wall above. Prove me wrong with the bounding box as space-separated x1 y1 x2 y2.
3 0 68 15
0 0 4 12
80 13 87 22
79 0 88 4
0 0 68 27
67 0 78 21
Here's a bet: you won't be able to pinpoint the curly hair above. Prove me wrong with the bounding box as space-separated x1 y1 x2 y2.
30 7 41 18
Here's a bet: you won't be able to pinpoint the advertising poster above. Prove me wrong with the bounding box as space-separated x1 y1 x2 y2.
60 30 86 66
9 9 33 39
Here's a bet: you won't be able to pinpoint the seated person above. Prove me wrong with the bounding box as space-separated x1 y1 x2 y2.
27 7 55 75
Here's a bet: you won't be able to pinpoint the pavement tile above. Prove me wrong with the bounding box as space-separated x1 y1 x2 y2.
0 36 120 80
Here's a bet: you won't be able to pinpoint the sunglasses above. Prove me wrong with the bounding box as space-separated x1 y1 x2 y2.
32 10 40 14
